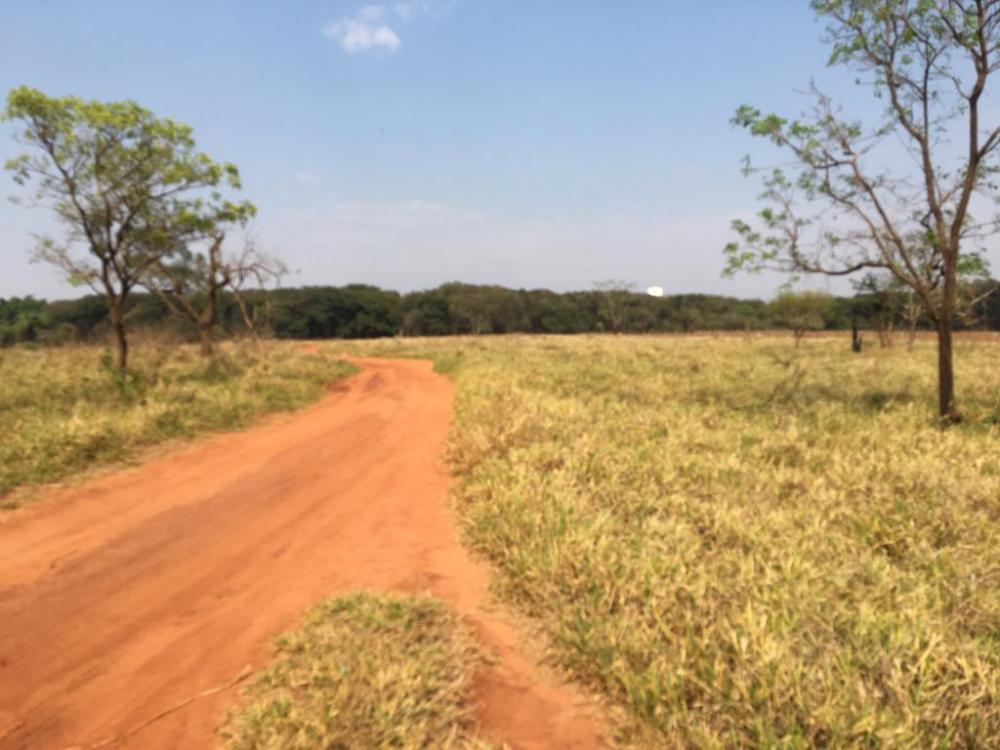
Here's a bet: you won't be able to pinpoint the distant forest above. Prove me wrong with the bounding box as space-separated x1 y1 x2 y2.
2 279 1000 346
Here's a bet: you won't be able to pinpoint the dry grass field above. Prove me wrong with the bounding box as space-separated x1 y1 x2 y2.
339 333 1000 748
6 333 999 747
0 341 356 503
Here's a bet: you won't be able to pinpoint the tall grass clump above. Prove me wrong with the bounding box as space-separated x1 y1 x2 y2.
344 334 1000 748
0 342 356 501
222 592 498 750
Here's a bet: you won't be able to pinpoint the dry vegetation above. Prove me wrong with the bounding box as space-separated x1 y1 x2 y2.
0 341 356 504
7 333 999 747
222 592 498 750
341 334 1000 748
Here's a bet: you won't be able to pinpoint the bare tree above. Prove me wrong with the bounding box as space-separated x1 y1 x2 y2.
726 1 1000 421
902 289 923 350
143 234 285 354
593 280 636 334
854 273 902 348
228 239 287 344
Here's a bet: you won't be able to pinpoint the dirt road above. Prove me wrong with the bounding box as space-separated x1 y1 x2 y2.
0 358 605 750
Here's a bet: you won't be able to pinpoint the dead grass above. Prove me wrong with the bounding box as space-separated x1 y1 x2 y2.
221 592 500 750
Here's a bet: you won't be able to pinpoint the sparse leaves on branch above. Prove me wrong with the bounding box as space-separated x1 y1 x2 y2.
725 0 1000 420
143 233 286 353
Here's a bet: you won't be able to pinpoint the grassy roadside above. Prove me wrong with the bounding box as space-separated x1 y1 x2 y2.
0 341 357 504
338 335 1000 748
222 592 501 750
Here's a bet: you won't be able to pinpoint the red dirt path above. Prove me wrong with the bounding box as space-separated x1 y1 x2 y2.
0 358 606 750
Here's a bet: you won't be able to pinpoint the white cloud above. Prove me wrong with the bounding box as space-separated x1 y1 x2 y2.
324 14 401 53
391 1 435 22
323 1 450 54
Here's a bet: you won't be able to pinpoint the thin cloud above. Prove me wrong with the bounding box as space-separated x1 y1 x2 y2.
391 1 433 22
324 14 400 53
358 5 387 22
323 1 451 54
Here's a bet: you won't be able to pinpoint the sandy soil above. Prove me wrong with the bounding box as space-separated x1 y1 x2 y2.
0 358 606 750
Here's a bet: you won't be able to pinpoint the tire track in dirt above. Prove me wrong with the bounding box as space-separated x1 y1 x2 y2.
0 358 606 750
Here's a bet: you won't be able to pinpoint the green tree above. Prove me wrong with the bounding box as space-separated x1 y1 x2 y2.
401 289 452 336
593 280 636 334
0 296 51 345
769 290 833 346
3 87 254 372
725 1 1000 421
445 284 517 335
675 304 706 333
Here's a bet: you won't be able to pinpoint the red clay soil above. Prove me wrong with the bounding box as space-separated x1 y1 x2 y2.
0 358 607 750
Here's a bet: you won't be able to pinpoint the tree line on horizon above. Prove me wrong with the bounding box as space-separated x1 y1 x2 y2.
3 278 999 347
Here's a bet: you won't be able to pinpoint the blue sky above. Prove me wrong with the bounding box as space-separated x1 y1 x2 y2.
0 0 968 299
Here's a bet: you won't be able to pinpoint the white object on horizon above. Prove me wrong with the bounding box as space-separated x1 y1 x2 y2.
646 286 664 298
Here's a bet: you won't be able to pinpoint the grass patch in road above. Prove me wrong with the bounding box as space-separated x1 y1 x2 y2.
338 334 1000 748
0 342 357 503
222 592 498 750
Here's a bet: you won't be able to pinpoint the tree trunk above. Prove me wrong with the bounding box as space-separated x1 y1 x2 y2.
936 264 960 422
936 321 958 421
234 290 260 344
198 286 218 356
851 318 863 352
936 327 957 418
108 299 128 373
198 321 214 356
877 319 894 348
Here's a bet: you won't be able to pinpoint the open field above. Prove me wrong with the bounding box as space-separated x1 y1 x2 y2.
0 341 356 503
336 334 1000 748
3 334 1000 748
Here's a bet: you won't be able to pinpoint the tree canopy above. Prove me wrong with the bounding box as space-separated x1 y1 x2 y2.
3 86 255 369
